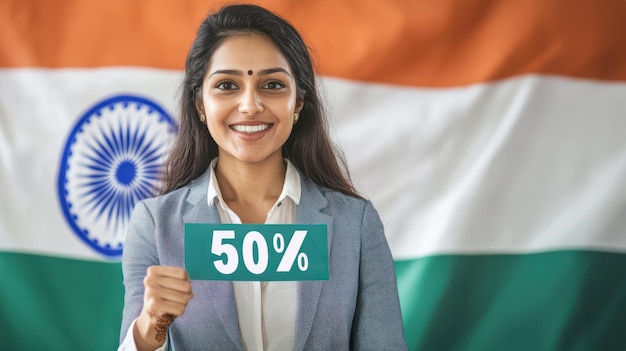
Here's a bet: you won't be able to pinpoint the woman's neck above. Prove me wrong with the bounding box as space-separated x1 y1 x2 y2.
214 155 286 222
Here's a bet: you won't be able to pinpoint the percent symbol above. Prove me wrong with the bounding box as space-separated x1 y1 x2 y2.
273 230 309 272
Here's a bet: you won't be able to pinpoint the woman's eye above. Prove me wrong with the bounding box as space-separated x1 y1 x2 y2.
216 81 237 90
264 81 286 90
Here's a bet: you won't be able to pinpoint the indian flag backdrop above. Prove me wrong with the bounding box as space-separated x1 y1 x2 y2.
1 0 625 350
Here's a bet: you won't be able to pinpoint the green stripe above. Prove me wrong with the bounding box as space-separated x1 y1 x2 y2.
395 250 626 351
0 252 123 351
4 250 626 350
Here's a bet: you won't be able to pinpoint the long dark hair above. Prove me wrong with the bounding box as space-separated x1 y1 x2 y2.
161 4 362 199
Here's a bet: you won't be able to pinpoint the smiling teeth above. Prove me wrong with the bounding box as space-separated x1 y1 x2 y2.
232 124 270 133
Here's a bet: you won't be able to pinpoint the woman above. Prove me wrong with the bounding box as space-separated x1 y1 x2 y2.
119 4 407 350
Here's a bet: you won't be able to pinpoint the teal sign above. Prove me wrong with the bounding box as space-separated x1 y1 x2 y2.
185 224 329 281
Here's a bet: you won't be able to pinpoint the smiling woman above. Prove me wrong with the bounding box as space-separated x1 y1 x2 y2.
118 4 407 351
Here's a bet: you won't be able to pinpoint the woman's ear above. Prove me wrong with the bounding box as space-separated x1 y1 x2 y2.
195 95 207 123
194 85 205 114
195 93 207 123
295 98 304 115
195 97 204 116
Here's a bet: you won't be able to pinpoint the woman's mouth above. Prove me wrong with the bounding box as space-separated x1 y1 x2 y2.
231 124 270 133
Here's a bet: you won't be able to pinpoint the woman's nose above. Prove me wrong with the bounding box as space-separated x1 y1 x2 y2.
238 88 264 115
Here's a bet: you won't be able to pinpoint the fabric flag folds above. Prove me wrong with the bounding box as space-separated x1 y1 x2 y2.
1 1 625 350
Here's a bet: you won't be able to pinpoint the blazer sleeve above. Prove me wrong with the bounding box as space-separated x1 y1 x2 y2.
119 201 160 344
351 201 408 350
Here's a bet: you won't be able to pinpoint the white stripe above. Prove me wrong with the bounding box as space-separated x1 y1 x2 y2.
0 68 181 261
2 69 625 260
323 75 626 259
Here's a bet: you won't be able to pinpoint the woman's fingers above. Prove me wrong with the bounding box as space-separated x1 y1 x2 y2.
143 266 194 317
144 274 193 298
148 265 189 280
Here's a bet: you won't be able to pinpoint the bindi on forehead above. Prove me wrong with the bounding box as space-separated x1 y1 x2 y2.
248 70 253 76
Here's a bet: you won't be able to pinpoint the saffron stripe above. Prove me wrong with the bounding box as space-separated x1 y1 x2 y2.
1 0 625 86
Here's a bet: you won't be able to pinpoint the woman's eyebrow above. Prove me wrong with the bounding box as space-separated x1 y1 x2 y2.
208 69 242 78
258 67 291 77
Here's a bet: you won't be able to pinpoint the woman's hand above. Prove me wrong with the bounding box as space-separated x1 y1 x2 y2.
133 266 194 351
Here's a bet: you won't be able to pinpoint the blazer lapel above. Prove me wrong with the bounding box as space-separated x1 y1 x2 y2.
182 170 243 349
293 177 334 351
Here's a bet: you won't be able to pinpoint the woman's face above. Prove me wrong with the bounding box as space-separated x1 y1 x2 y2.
199 33 303 166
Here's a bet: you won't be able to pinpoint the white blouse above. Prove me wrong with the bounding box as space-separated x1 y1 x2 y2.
208 159 300 351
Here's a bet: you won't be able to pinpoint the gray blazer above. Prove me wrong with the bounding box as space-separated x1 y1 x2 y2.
120 168 408 350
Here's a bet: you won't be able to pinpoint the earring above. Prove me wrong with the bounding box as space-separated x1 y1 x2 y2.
199 113 206 123
294 113 299 123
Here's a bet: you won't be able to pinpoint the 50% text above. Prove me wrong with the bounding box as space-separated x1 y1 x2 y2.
211 230 309 275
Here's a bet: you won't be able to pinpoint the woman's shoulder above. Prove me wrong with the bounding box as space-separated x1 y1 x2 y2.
138 175 205 212
132 188 187 220
302 177 374 213
303 179 384 234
